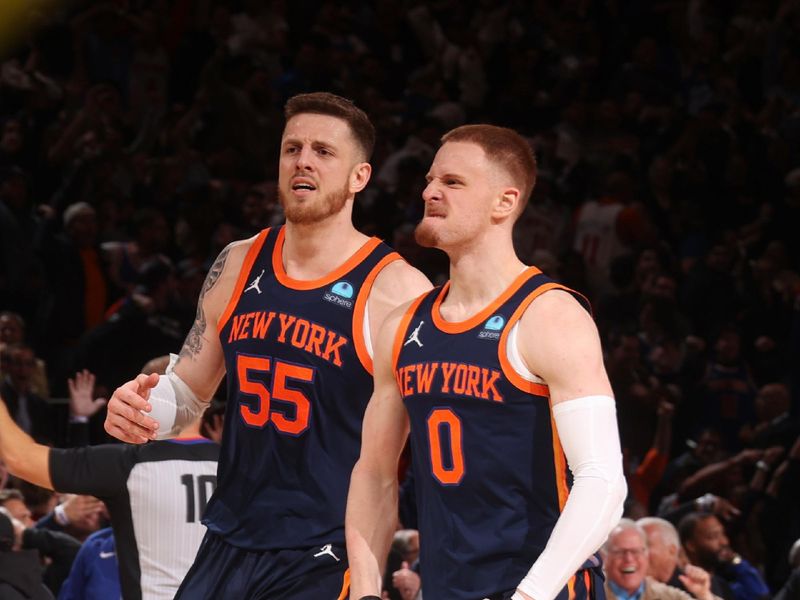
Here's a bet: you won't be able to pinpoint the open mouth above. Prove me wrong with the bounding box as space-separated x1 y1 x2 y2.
291 179 317 192
621 566 637 574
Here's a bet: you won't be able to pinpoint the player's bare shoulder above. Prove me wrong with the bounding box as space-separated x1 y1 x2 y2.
518 287 609 399
519 288 593 334
369 259 432 326
178 235 259 362
201 236 257 310
371 294 427 378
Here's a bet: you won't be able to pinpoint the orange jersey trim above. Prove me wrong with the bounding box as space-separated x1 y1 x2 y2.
352 252 403 374
497 282 567 395
550 402 570 510
567 574 576 599
584 569 592 594
336 568 350 600
392 293 428 375
272 227 383 290
431 267 541 334
217 229 270 334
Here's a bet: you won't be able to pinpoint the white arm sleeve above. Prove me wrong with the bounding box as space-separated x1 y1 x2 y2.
513 395 627 600
146 354 208 439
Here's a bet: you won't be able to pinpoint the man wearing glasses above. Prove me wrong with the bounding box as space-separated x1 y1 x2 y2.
603 519 718 600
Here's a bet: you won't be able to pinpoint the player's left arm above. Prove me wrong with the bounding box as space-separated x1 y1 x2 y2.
513 290 627 600
0 396 53 489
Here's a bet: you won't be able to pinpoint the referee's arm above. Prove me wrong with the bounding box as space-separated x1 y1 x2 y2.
0 394 54 489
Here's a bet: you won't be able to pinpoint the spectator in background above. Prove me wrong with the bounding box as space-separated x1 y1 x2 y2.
0 312 49 399
697 327 757 451
38 202 118 385
0 490 34 528
73 257 183 393
102 207 171 294
0 508 54 600
741 382 798 449
571 169 656 300
603 519 699 600
0 499 80 597
57 527 120 600
638 516 717 599
383 529 420 600
678 512 769 600
0 345 60 444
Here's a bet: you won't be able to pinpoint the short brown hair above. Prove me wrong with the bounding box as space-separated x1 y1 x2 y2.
441 124 537 208
284 92 375 161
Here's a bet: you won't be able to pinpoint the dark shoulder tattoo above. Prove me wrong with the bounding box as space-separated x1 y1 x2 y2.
178 245 232 360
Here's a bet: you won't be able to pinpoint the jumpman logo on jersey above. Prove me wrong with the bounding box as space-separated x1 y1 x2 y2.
245 269 265 294
313 544 340 562
404 320 424 348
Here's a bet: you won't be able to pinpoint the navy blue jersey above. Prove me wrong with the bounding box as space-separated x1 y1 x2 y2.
394 268 598 600
208 226 400 550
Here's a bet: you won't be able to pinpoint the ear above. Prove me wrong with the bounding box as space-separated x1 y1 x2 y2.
349 162 372 194
492 186 521 220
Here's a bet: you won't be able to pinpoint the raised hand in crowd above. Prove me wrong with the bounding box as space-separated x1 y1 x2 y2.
67 370 107 420
678 564 715 600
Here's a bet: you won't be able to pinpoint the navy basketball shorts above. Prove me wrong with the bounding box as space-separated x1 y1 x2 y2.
175 531 349 599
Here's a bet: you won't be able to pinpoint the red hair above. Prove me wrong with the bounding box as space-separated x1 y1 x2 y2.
441 124 537 208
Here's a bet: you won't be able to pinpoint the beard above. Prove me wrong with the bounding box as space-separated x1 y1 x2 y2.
414 218 441 248
279 180 350 224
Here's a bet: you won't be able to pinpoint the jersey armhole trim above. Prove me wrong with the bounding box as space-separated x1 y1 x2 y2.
498 282 593 393
391 293 428 375
497 283 563 395
353 252 403 374
217 229 270 334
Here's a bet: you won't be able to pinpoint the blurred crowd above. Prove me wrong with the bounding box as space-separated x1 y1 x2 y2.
0 0 799 598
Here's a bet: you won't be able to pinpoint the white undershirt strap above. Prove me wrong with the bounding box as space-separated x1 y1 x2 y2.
507 322 546 384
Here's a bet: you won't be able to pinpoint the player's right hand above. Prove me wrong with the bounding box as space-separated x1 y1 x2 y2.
104 373 161 444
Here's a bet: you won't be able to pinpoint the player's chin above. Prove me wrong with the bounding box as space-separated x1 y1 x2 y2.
413 220 442 248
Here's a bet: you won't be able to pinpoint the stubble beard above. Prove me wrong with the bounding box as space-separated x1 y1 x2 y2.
413 218 441 248
279 180 351 225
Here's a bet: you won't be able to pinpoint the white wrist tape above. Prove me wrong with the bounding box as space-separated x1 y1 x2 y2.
514 395 627 600
147 354 206 439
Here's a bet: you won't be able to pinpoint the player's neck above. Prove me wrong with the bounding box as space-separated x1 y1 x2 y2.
442 238 526 319
282 214 369 279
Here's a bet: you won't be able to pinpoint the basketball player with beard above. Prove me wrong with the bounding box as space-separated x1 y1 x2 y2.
103 92 431 598
346 125 626 600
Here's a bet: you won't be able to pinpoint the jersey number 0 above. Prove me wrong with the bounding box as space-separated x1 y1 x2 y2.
427 408 465 485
